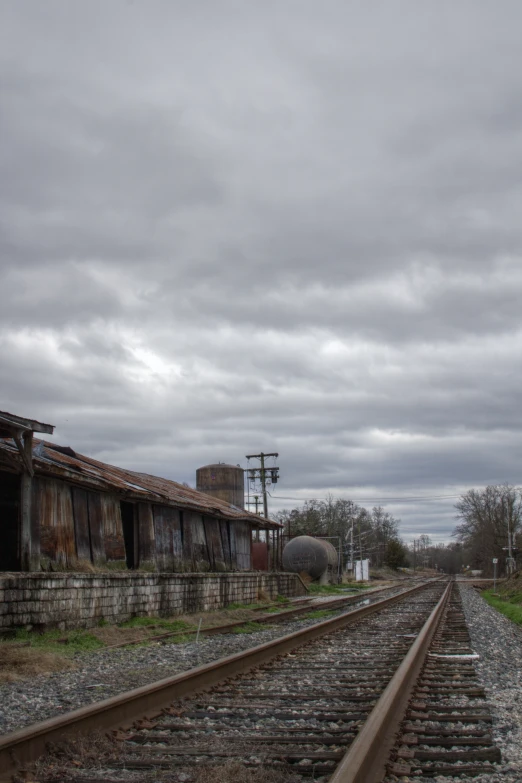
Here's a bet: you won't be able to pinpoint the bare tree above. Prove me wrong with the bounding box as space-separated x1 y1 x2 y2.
453 484 522 575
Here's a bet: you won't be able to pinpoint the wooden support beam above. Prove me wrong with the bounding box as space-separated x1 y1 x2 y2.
0 412 54 435
13 431 34 477
20 431 34 571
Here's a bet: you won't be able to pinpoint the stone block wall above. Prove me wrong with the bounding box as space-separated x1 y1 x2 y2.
0 572 307 631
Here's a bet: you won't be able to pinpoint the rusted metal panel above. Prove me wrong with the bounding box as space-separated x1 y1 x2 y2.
153 505 182 571
100 494 125 562
138 503 155 568
219 521 232 569
87 492 106 567
71 487 91 562
203 516 226 571
33 477 76 567
252 541 268 571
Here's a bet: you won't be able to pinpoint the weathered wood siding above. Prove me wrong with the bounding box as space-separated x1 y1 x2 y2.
153 505 183 572
87 492 106 567
220 521 232 569
27 476 257 573
32 477 76 568
71 488 91 561
232 520 252 570
204 517 226 571
100 494 125 563
138 503 155 569
182 511 210 570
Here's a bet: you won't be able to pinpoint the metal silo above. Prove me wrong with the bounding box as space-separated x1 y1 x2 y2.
196 463 245 509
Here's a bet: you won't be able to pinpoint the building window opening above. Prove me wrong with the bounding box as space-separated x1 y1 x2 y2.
0 471 21 571
120 501 136 569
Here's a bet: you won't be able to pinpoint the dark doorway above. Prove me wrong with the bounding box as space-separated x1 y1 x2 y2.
0 471 21 571
120 501 136 568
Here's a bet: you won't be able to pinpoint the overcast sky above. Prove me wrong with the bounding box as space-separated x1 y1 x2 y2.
2 1 522 543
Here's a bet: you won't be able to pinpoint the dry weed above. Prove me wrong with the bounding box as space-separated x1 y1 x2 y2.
31 731 116 781
0 645 76 683
191 762 299 783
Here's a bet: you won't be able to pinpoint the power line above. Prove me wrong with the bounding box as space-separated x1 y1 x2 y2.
270 493 461 503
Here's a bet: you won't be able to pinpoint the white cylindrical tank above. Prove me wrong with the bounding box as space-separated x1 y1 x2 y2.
282 535 338 581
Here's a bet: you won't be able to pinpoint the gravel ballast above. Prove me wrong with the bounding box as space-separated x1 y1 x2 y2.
397 584 522 783
0 591 395 736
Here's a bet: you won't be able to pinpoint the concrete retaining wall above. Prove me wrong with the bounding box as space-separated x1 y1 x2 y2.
0 572 307 631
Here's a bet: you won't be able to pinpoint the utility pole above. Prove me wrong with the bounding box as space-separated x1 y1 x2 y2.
350 518 354 574
504 497 515 575
245 452 279 518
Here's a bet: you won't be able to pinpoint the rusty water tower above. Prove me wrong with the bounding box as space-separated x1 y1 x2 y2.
196 463 245 509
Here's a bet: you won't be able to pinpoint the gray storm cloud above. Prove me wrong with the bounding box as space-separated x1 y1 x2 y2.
1 0 522 542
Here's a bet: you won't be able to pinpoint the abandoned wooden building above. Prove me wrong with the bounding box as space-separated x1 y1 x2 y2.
0 411 282 573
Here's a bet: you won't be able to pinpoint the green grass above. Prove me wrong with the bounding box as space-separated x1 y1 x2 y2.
302 609 337 620
118 617 194 632
308 583 368 595
231 621 268 634
482 590 522 626
8 628 104 655
167 634 193 644
226 601 267 610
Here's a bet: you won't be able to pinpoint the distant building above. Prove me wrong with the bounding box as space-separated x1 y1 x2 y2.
0 411 281 573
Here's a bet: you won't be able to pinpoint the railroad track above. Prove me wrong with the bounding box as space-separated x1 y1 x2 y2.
0 578 449 782
383 584 500 780
98 582 418 650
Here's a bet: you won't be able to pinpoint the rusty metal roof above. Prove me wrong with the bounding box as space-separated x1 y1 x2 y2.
0 437 281 530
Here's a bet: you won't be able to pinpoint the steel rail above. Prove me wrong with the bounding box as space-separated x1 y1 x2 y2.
98 582 408 650
329 580 452 783
0 579 443 781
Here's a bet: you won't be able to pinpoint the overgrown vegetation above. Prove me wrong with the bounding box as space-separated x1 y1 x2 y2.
6 627 104 654
118 616 194 632
308 583 368 595
0 643 77 683
481 589 522 626
0 628 102 683
302 609 337 620
231 621 267 634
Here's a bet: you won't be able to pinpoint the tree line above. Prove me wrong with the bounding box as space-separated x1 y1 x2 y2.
275 484 522 577
416 484 522 576
275 496 409 570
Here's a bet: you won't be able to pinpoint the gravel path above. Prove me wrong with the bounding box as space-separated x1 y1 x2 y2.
458 584 522 782
0 592 392 736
